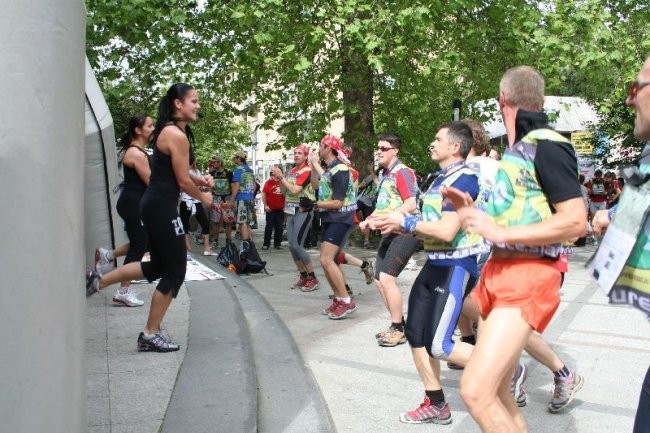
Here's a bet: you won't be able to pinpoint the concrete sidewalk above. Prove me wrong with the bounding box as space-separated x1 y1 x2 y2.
244 237 648 432
86 221 648 432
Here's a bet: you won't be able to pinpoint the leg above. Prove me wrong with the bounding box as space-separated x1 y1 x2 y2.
633 365 650 433
263 211 273 247
320 242 347 298
460 307 531 433
273 211 284 247
144 289 174 334
99 262 145 290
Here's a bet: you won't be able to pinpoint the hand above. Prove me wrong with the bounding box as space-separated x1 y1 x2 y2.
442 186 474 210
373 211 405 235
592 209 610 237
308 151 320 166
264 205 271 212
458 207 505 243
195 174 213 188
270 166 283 179
359 220 368 231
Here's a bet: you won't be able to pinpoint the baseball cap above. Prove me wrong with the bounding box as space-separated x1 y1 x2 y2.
210 154 223 162
233 150 247 160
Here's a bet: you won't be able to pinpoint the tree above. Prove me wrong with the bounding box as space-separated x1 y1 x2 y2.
86 0 650 174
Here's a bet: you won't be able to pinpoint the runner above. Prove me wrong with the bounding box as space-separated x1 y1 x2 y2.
360 133 420 346
374 122 486 423
445 66 587 432
309 135 358 319
87 83 213 352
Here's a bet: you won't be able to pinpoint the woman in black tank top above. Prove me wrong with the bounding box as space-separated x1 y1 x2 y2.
86 84 213 352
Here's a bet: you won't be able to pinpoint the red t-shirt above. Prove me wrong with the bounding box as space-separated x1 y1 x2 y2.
262 179 285 210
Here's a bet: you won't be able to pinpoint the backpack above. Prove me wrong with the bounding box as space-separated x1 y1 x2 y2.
239 240 267 274
217 240 243 273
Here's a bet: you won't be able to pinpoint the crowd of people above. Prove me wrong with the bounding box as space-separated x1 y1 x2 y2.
85 59 650 432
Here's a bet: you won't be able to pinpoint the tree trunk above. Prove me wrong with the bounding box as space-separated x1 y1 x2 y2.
340 36 375 179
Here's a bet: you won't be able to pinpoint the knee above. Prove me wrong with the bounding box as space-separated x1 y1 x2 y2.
460 375 488 412
320 255 333 268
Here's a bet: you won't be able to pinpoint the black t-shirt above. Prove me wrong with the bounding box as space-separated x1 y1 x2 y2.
534 139 582 207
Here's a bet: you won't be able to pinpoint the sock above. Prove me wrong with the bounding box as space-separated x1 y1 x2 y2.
361 260 369 269
391 322 404 332
425 389 445 407
461 335 476 345
118 286 129 295
345 284 353 295
300 271 308 278
553 365 572 378
337 296 351 303
307 272 315 278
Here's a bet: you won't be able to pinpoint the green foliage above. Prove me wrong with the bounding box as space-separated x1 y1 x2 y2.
86 0 650 172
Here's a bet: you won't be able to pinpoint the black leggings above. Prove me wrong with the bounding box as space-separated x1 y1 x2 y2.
406 262 476 359
179 201 210 235
116 189 148 265
140 193 186 298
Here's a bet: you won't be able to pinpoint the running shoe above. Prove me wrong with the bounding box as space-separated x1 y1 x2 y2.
375 326 391 339
360 259 374 285
548 370 584 413
137 332 180 352
511 361 528 407
300 276 320 292
86 269 101 296
94 247 114 275
378 328 406 347
203 250 217 256
113 289 144 307
291 275 307 290
399 396 452 424
328 299 357 320
321 299 339 315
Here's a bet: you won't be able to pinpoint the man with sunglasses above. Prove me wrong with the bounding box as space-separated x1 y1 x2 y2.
444 66 587 432
360 133 420 347
592 58 650 433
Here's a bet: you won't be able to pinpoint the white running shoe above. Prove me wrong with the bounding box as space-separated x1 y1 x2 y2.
113 289 145 307
95 247 114 275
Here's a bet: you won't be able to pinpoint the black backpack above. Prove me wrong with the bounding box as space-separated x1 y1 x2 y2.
216 240 243 273
239 240 267 274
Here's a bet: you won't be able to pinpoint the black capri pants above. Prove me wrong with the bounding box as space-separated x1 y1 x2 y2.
139 192 187 298
116 189 148 265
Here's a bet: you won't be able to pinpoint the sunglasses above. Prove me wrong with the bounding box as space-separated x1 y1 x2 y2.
628 80 650 98
377 146 396 152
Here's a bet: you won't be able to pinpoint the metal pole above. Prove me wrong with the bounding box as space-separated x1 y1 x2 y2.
452 99 462 122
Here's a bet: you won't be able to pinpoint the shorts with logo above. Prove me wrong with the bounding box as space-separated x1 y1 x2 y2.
472 256 561 333
210 195 234 223
235 199 255 226
374 233 422 278
320 222 352 247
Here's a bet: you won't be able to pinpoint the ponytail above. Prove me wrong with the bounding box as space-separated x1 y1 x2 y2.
118 114 149 160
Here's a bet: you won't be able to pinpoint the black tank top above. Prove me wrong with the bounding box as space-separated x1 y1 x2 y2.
122 145 150 193
148 124 190 199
